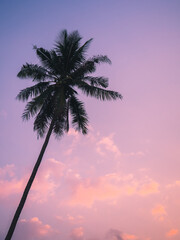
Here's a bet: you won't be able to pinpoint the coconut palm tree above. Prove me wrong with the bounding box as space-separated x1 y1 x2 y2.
5 30 122 240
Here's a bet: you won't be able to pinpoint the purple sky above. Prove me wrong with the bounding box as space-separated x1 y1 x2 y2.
1 1 180 239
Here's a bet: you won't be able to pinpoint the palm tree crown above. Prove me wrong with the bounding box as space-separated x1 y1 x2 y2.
17 30 122 137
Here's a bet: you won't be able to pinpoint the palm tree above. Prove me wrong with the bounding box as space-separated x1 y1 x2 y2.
5 30 122 240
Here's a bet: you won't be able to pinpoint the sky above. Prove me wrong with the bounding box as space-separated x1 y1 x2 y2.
1 0 180 239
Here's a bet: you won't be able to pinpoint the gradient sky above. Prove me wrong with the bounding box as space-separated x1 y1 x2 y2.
1 0 180 239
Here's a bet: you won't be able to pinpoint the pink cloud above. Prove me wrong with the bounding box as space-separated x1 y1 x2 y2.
66 173 159 207
0 159 64 202
0 178 24 198
0 164 15 178
66 174 127 207
64 128 81 156
167 180 180 188
13 217 57 239
166 229 179 238
30 158 64 202
96 135 121 158
138 180 159 196
106 229 123 240
151 204 167 221
67 128 80 137
0 164 25 198
67 215 84 224
105 229 139 240
56 214 84 225
123 233 138 240
70 227 84 240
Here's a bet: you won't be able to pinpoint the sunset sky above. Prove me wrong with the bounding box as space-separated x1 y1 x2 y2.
1 0 180 239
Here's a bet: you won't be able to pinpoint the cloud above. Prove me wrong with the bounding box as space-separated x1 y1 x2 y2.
0 159 64 202
0 164 25 198
13 217 58 240
166 180 180 188
96 135 121 158
68 128 80 137
123 233 138 240
56 215 84 225
66 174 127 207
175 181 180 186
138 180 159 196
166 229 179 238
0 164 15 178
105 229 139 240
66 173 159 207
0 178 24 198
30 158 64 202
151 204 167 221
106 229 123 240
71 227 84 240
64 128 80 156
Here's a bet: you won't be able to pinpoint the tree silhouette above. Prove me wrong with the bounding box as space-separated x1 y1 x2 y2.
5 30 122 240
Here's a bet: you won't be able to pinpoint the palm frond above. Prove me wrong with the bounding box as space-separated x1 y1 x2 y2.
17 63 48 81
55 30 81 75
70 55 111 80
53 111 66 137
22 87 54 121
33 89 61 137
55 29 68 50
16 82 50 101
22 98 42 121
33 98 54 137
69 38 93 71
50 50 63 75
77 81 122 101
52 102 68 137
69 95 88 134
65 99 70 132
34 47 58 74
83 76 109 88
64 85 78 99
55 30 81 55
53 119 65 138
91 55 111 64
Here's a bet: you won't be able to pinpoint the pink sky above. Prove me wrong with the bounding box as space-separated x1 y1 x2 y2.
1 1 180 239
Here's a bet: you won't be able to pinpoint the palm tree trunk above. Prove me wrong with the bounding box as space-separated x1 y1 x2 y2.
5 120 54 240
